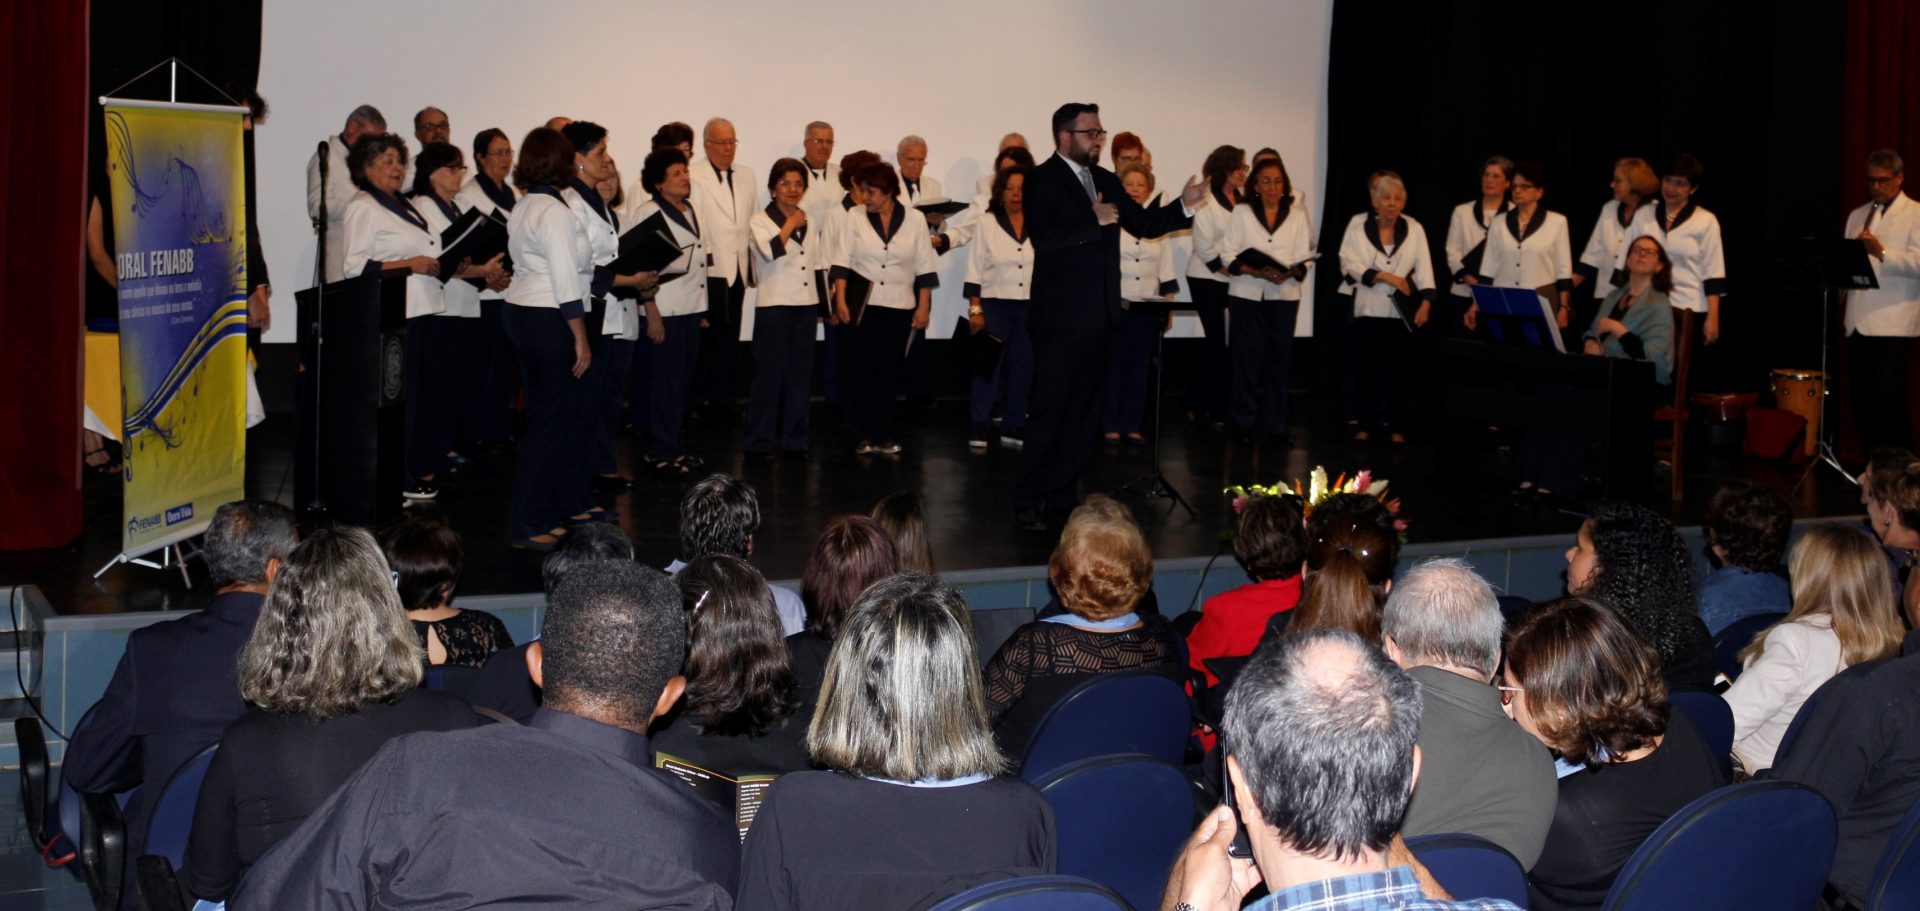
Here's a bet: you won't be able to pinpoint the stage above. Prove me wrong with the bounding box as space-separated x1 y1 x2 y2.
2 379 1868 617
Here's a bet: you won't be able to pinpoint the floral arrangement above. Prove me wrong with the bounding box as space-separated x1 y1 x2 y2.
1226 466 1408 540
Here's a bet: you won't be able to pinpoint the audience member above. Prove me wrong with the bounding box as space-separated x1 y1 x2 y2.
1187 492 1307 689
381 517 514 670
1160 627 1519 911
670 474 807 635
1384 559 1557 869
738 574 1056 910
62 500 297 897
232 560 739 909
1564 501 1717 691
651 555 812 776
184 528 476 901
1861 448 1920 620
787 515 899 711
1723 524 1901 772
1033 495 1166 620
1697 481 1793 635
872 490 936 575
1504 597 1724 911
983 495 1183 762
1277 492 1401 643
466 523 634 722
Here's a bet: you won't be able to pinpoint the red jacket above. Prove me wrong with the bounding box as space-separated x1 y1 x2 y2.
1186 576 1304 687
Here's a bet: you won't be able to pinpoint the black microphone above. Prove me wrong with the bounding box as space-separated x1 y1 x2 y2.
316 140 330 175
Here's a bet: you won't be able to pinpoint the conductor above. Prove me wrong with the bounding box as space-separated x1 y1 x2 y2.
1013 102 1205 530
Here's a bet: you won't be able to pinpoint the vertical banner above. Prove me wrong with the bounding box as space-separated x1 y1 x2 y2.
104 102 249 556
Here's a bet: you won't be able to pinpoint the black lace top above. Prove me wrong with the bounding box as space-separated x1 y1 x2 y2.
981 616 1184 761
411 610 515 669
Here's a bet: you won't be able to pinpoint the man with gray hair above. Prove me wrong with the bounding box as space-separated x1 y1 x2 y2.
691 116 758 413
1845 147 1919 450
665 474 806 635
799 120 839 223
306 104 386 282
1161 628 1521 911
1382 558 1555 868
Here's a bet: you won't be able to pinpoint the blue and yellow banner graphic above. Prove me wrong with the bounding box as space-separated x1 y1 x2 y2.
104 102 249 555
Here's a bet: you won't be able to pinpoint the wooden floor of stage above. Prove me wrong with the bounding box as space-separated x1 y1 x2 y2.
2 392 1867 616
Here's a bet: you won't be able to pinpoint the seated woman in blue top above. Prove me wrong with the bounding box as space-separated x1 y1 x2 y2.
738 574 1055 911
1581 234 1676 385
1696 481 1793 635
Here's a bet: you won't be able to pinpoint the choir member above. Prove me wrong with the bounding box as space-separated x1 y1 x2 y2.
307 104 386 283
745 159 823 460
1184 145 1248 427
1613 154 1727 346
831 161 938 456
560 122 647 496
799 121 839 225
897 135 945 210
1583 235 1676 385
1223 155 1313 443
1574 157 1657 300
963 164 1035 451
1467 161 1572 332
691 118 757 413
589 162 652 488
1102 163 1180 445
454 128 520 449
818 150 884 409
501 128 594 551
630 148 712 476
403 107 450 188
1844 148 1920 451
942 145 1035 252
975 132 1030 199
1336 174 1434 444
1443 156 1513 330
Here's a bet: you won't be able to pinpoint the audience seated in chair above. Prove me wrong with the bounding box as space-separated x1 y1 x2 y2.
1187 492 1306 689
738 574 1056 911
232 560 740 910
1861 449 1920 621
1563 501 1718 692
1160 627 1519 911
1696 481 1793 636
1503 597 1725 911
383 516 514 670
1384 559 1557 869
1266 492 1401 644
983 496 1183 761
669 474 808 635
183 527 477 902
650 554 813 777
465 523 634 723
61 499 297 904
786 515 900 719
1723 524 1901 774
873 489 937 575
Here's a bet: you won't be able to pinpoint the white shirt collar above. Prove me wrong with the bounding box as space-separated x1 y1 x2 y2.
1054 151 1092 184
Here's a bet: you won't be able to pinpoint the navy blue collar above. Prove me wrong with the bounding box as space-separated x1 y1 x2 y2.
528 184 566 203
1656 199 1697 233
370 188 430 233
866 203 906 242
1505 205 1546 242
766 200 806 244
1212 186 1237 210
528 708 653 770
571 177 614 227
840 192 857 211
414 190 459 224
995 210 1026 243
476 173 515 212
654 192 699 236
1615 199 1639 228
1366 211 1408 254
1249 196 1292 234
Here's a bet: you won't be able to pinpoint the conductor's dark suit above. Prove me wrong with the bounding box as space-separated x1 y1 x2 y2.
1014 153 1191 515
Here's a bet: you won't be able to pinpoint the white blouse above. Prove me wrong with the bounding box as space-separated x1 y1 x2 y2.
628 196 711 319
1444 199 1509 298
504 190 591 314
454 177 517 302
1482 208 1573 293
1337 213 1435 321
1613 202 1727 314
749 204 825 309
832 204 939 311
1722 615 1848 771
1578 200 1640 299
1185 188 1238 282
408 193 480 318
962 211 1033 302
1224 203 1313 302
341 190 445 319
1119 227 1178 302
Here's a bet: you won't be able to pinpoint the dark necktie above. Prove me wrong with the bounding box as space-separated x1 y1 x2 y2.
1078 167 1097 205
1866 203 1883 232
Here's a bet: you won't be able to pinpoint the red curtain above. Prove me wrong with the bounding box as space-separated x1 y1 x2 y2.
1839 0 1920 460
0 4 87 550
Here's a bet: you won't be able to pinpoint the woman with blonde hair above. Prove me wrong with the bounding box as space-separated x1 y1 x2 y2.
1722 523 1903 772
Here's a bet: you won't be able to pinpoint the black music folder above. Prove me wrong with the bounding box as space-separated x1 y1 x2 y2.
915 199 971 218
952 315 1005 378
1234 248 1318 275
619 211 695 284
842 272 874 325
439 208 509 287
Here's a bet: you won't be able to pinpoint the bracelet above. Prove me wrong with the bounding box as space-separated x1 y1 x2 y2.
968 307 984 316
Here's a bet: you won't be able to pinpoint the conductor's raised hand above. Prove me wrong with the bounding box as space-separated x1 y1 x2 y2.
1181 174 1208 210
1093 194 1119 227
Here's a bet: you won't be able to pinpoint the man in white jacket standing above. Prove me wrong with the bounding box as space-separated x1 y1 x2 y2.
306 104 386 283
1845 147 1920 452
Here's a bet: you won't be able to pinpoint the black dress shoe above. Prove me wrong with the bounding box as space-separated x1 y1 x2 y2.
1014 508 1049 533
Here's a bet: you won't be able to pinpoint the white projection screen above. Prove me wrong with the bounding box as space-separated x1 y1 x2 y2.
256 0 1332 342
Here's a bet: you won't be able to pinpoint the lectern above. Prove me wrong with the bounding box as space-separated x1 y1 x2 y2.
294 273 408 528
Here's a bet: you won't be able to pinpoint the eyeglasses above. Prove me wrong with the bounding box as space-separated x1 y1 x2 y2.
1066 129 1108 139
806 137 835 146
707 139 739 148
1628 245 1660 258
1511 182 1538 192
1496 685 1524 706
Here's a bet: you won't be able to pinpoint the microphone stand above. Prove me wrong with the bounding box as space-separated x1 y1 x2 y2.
306 138 332 526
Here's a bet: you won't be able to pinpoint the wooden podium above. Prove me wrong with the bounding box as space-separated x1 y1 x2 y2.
294 273 408 529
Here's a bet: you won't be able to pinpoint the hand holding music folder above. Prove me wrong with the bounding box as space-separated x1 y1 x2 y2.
616 210 695 284
841 272 874 325
914 199 971 218
1235 248 1318 280
439 208 509 288
952 315 1005 378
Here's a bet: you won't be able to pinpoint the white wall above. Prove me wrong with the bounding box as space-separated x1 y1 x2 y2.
257 0 1332 341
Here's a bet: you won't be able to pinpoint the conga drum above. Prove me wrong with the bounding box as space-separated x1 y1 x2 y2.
1771 369 1827 458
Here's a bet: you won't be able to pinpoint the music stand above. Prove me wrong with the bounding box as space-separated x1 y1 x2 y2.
1777 237 1877 490
1468 285 1565 353
1113 300 1195 519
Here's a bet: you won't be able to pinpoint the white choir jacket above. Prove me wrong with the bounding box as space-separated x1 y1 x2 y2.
821 194 861 277
750 203 825 309
1481 208 1572 295
629 195 711 318
564 183 620 314
799 163 841 227
341 190 445 319
1843 192 1920 336
1337 212 1436 320
1119 226 1179 302
1184 188 1237 282
306 135 357 283
409 193 481 318
898 173 945 210
1577 200 1640 299
1225 202 1313 302
1444 199 1510 298
503 189 591 315
689 159 758 286
454 176 518 302
962 211 1034 301
832 204 940 311
1612 201 1726 314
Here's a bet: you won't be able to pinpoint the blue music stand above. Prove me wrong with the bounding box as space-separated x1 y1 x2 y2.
1469 285 1564 353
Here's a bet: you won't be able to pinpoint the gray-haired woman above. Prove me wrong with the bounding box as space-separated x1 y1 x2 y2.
737 573 1055 911
183 528 477 902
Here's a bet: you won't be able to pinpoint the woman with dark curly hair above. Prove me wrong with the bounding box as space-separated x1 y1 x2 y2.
1504 596 1724 911
651 554 811 777
1564 501 1717 691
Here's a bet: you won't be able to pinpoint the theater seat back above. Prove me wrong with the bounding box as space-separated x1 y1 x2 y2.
1019 670 1188 782
1034 755 1195 911
1601 781 1835 911
925 874 1132 911
1403 833 1528 906
1865 798 1920 911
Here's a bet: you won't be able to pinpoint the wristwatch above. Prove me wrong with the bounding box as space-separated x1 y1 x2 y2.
1171 902 1200 911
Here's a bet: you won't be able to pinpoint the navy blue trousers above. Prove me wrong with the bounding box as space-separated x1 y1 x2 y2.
745 306 817 453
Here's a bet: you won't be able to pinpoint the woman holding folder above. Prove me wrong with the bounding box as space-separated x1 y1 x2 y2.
1335 174 1434 444
745 158 823 460
589 162 654 487
831 161 938 456
961 164 1033 451
1223 155 1313 443
1466 161 1573 333
1443 156 1512 332
1102 162 1180 445
629 147 711 477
